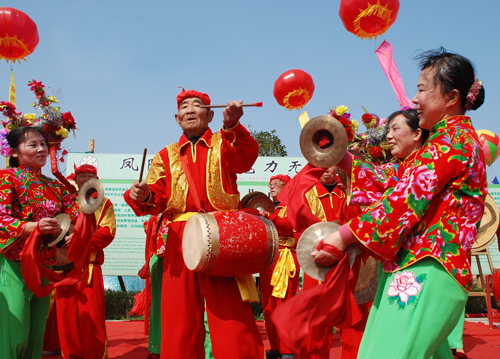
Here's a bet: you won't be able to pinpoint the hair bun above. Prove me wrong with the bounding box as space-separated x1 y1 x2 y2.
470 85 485 111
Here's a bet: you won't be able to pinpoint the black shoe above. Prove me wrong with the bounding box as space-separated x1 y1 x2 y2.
266 349 280 359
281 355 294 359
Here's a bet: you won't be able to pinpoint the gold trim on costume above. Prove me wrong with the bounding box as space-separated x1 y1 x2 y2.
146 152 167 185
206 132 240 211
164 143 188 216
270 247 296 298
95 199 117 236
305 186 327 222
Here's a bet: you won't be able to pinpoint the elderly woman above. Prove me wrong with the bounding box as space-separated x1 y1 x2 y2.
0 126 78 359
315 49 486 359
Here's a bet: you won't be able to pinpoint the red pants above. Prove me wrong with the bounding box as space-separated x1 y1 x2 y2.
260 249 300 355
42 294 60 352
302 274 334 359
160 223 264 359
340 301 371 359
56 264 107 359
303 271 371 359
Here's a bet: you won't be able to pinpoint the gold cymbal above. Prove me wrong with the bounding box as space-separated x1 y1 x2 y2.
240 191 275 214
297 221 341 281
300 115 348 168
78 178 105 214
45 213 71 247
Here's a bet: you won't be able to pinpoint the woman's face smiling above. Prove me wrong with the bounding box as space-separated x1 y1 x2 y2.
386 115 421 160
10 131 48 170
412 67 449 130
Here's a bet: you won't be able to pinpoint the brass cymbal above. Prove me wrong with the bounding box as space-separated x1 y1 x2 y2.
46 213 71 247
297 221 341 281
240 191 275 213
78 178 105 214
473 193 499 250
300 115 348 168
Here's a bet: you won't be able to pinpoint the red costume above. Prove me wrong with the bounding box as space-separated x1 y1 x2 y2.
124 116 264 358
260 203 299 356
302 181 367 359
55 192 116 359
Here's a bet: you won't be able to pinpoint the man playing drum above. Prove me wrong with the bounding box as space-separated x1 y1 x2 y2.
302 166 368 359
124 89 264 358
259 174 298 359
55 164 116 359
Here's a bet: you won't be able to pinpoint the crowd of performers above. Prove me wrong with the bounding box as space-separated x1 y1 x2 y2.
0 47 487 359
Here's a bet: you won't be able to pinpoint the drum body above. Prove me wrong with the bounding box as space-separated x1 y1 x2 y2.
182 211 279 277
492 267 500 306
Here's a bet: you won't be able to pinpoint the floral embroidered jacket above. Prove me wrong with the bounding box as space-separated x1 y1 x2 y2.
0 165 79 263
347 116 487 291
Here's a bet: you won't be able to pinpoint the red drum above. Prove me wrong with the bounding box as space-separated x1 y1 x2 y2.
492 267 500 307
182 211 279 277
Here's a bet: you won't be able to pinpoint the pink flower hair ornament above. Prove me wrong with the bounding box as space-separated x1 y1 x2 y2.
465 78 483 111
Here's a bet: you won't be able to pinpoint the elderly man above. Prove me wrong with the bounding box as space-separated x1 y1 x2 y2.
302 165 367 359
259 174 298 359
56 164 116 359
124 89 263 358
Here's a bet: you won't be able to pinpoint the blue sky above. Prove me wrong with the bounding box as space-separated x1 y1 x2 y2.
3 1 500 179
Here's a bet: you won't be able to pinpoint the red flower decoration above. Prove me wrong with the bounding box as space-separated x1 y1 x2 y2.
62 112 76 129
369 146 383 157
28 80 44 91
42 100 49 106
362 113 373 123
345 127 355 142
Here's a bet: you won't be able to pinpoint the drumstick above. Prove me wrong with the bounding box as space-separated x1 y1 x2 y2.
138 148 147 183
200 102 263 108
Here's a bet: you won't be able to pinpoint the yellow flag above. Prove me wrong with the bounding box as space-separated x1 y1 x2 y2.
298 110 310 129
9 70 16 106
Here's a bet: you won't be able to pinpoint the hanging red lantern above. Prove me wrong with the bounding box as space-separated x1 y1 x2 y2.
339 0 400 40
273 69 315 111
0 7 39 63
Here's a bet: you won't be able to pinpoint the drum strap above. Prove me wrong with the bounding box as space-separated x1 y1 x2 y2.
180 149 203 212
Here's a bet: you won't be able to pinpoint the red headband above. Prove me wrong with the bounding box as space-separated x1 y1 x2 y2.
269 174 291 184
74 163 97 176
176 88 211 109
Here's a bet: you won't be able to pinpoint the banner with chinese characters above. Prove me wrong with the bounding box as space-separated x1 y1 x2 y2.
66 153 307 276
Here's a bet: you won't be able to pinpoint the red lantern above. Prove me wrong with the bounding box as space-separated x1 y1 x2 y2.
339 0 400 40
0 7 39 63
273 69 315 111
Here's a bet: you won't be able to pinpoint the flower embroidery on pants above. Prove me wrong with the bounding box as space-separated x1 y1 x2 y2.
387 270 427 309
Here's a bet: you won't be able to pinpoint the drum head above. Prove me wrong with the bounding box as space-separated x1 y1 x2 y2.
297 222 341 281
473 193 499 250
241 191 275 214
299 115 348 168
183 213 213 272
46 213 71 247
354 256 378 305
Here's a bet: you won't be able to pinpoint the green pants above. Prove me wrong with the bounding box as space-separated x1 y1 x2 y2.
149 254 213 358
149 255 163 354
447 308 465 350
0 255 51 359
358 258 468 359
